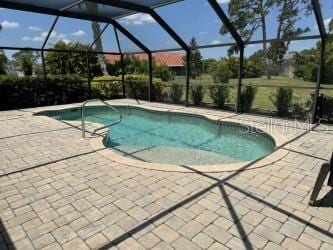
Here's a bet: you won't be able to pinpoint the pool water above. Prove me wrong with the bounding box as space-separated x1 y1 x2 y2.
41 106 275 165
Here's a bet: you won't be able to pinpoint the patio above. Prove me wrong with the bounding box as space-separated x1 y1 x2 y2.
0 100 332 250
0 0 333 249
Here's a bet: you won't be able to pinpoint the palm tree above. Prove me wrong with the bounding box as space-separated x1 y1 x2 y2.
85 1 109 76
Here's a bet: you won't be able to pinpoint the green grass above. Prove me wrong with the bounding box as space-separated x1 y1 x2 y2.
230 76 316 111
167 75 333 111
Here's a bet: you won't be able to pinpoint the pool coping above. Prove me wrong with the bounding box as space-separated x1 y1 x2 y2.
34 102 289 173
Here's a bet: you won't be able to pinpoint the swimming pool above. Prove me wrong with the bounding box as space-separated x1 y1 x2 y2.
37 105 275 165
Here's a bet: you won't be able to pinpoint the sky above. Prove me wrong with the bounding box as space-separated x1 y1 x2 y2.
0 0 332 60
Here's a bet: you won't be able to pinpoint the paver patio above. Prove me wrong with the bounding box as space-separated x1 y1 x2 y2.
0 99 332 250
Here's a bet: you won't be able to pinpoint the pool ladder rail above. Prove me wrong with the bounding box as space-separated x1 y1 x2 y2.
81 99 122 138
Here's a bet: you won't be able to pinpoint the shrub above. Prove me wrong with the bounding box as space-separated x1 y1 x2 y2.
209 84 230 108
270 87 293 116
92 76 122 99
291 97 309 120
0 75 88 110
125 74 164 101
212 61 232 84
154 65 172 81
240 85 257 112
318 94 333 122
169 83 183 103
191 85 205 106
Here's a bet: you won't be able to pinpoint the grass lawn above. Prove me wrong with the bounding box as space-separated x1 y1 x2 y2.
167 75 333 111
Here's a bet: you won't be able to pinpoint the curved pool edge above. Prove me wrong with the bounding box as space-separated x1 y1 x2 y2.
89 136 288 173
34 103 289 173
88 104 288 173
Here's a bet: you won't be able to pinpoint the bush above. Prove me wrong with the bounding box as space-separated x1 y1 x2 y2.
291 97 309 120
270 87 293 116
125 74 164 101
169 83 183 103
209 84 230 108
212 61 232 84
0 75 88 110
318 94 333 122
240 85 257 112
191 85 205 106
92 76 122 99
244 61 264 78
154 65 172 81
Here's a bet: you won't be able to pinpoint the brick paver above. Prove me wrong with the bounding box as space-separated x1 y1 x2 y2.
0 100 332 249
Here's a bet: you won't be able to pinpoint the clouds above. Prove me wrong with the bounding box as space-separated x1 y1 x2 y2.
23 31 65 42
28 26 42 31
1 20 19 29
217 0 230 4
71 30 85 36
324 18 332 33
22 29 85 43
210 39 222 45
121 13 155 25
314 17 332 32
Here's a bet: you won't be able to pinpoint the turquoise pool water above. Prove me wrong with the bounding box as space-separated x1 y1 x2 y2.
39 106 275 165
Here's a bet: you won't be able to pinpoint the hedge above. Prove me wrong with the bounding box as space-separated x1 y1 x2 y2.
92 74 164 102
0 75 89 110
92 75 123 99
0 74 164 110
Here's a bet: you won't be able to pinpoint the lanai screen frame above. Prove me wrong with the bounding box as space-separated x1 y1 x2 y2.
0 0 330 123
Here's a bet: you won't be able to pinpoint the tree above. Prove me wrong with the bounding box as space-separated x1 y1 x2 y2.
329 19 333 33
212 60 232 84
246 50 265 77
222 0 311 78
185 37 202 79
0 50 7 75
291 37 333 84
291 48 317 82
12 51 39 76
83 2 109 76
45 41 102 76
202 58 218 74
221 0 277 64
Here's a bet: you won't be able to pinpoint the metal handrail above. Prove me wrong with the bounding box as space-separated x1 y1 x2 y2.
81 99 122 138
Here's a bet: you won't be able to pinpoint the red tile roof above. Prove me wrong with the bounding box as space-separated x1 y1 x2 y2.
105 53 185 67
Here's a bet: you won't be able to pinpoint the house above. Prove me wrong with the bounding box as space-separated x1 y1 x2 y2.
6 61 24 77
105 53 186 76
277 52 295 78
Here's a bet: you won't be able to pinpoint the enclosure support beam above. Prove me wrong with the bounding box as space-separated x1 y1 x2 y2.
87 24 109 51
207 0 244 113
207 0 243 47
311 0 327 123
85 23 110 97
236 46 244 113
41 16 59 81
84 0 190 104
148 10 189 52
148 53 153 102
312 39 326 124
111 20 151 101
120 54 126 97
185 51 190 107
114 27 126 98
311 0 327 39
40 0 85 82
111 21 150 54
86 53 92 98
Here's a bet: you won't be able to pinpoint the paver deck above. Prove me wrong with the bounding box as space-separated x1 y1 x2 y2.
0 99 332 250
